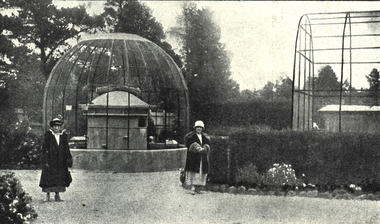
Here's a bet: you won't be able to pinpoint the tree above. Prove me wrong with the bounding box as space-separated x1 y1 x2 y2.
259 81 275 101
102 0 182 68
0 11 21 124
274 76 293 101
9 51 45 122
103 0 164 43
1 0 104 124
254 76 292 102
170 2 239 119
237 89 259 102
366 68 380 106
314 65 341 91
3 0 104 80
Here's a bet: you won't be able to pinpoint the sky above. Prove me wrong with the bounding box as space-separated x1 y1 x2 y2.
53 1 380 91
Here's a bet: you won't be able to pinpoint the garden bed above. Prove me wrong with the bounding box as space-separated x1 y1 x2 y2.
199 183 380 201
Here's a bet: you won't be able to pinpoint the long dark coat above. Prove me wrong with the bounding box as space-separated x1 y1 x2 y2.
39 130 72 188
184 131 211 174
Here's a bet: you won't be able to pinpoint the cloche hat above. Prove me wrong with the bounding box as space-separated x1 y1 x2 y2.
49 118 63 127
193 120 205 129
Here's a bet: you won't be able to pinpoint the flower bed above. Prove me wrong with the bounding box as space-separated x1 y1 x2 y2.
188 162 380 201
207 130 380 192
0 171 37 223
201 182 380 201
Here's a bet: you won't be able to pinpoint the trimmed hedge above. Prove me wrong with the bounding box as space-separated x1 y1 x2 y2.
208 136 230 184
193 100 292 130
209 130 380 192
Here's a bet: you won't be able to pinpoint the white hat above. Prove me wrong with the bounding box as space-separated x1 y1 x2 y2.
193 120 205 129
49 118 63 127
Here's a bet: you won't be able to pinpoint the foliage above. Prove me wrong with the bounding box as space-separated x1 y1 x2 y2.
2 0 104 79
207 136 230 184
314 65 342 91
225 129 380 191
234 162 303 191
0 119 42 169
103 0 164 43
252 76 293 102
208 129 380 192
274 76 293 100
170 2 239 120
258 81 276 101
0 172 37 223
264 163 301 190
234 162 302 190
0 13 20 118
198 99 291 132
365 68 380 106
310 66 348 126
102 0 182 68
0 0 104 125
366 68 379 90
6 52 45 122
236 163 262 188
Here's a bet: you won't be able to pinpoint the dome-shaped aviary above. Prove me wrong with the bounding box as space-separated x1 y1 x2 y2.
43 33 189 149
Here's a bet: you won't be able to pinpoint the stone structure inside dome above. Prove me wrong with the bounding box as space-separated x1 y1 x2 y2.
43 33 189 172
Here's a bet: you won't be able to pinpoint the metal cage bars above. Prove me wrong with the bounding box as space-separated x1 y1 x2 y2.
43 35 189 149
292 11 380 131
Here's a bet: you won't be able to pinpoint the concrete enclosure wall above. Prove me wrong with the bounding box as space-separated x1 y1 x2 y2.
70 148 187 173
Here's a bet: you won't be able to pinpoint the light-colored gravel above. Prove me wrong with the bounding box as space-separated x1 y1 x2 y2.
7 169 380 224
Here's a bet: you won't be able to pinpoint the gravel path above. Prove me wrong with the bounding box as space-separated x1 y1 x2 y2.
9 169 380 224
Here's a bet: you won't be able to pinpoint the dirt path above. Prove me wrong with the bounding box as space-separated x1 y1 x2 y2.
9 169 380 224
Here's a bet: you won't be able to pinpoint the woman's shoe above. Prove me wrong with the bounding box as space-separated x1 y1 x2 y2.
190 186 195 195
45 193 50 202
55 194 61 201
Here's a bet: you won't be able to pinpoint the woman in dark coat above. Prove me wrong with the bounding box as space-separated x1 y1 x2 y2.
39 118 73 201
184 120 211 194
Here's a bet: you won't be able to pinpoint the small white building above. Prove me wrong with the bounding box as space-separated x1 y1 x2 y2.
85 91 150 150
319 104 380 133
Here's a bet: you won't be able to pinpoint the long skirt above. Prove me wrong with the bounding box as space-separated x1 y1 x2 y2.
185 160 207 186
42 186 66 193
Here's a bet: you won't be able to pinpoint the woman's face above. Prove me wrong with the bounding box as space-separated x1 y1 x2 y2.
52 125 61 133
195 127 203 134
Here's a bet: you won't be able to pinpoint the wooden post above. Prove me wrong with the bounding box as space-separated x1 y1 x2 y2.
227 145 231 184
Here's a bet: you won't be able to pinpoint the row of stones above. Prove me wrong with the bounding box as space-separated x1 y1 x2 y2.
193 184 380 201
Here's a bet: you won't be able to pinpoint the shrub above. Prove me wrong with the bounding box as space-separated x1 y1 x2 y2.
209 129 380 192
264 163 302 191
208 136 230 184
0 172 37 223
195 100 291 131
235 163 263 188
0 119 42 169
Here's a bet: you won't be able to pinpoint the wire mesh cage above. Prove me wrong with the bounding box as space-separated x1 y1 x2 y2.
293 11 380 133
43 33 189 149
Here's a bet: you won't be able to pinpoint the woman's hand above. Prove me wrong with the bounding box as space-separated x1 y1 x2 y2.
189 142 202 152
199 147 207 154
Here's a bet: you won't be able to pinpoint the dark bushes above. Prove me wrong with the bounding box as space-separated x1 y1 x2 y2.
209 130 380 192
0 120 42 169
193 100 292 130
0 172 37 223
208 136 230 184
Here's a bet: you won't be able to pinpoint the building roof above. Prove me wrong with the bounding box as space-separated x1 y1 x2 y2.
319 104 380 112
90 91 150 108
